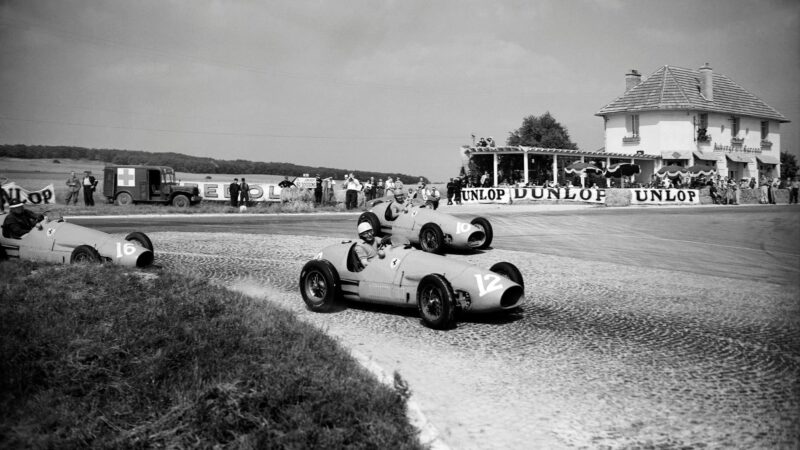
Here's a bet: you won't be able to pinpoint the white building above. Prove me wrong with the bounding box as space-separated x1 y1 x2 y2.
596 63 789 182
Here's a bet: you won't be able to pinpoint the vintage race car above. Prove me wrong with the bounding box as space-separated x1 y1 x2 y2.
299 237 523 329
358 198 493 253
0 211 154 267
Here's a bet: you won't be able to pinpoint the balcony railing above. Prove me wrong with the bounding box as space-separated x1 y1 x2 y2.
731 137 745 146
760 139 773 149
622 135 640 144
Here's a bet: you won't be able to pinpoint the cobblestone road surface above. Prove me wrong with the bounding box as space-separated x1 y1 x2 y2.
104 207 800 449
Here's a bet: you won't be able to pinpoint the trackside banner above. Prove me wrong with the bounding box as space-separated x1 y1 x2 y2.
180 181 283 203
1 182 56 205
460 187 607 204
630 189 700 205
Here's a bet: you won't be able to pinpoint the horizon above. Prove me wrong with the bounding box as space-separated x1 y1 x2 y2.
1 1 798 181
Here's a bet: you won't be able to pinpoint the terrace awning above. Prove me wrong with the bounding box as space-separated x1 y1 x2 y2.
756 154 780 165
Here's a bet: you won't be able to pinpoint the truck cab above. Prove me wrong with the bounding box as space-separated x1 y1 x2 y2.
102 165 201 207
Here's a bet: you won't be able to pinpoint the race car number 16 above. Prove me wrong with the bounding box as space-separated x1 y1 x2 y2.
116 242 137 258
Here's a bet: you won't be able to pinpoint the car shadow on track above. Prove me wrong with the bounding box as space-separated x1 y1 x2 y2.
331 299 525 329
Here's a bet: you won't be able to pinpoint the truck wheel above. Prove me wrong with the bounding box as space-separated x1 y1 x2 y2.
358 211 383 237
299 260 340 312
116 192 133 206
419 224 444 254
471 217 493 249
172 195 189 208
71 245 101 264
417 274 456 329
125 232 154 252
490 262 524 291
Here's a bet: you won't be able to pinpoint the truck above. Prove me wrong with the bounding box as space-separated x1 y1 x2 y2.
102 165 202 207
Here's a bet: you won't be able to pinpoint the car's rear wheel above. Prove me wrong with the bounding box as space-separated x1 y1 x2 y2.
172 195 190 208
471 217 493 249
125 231 154 252
116 192 134 206
417 274 456 329
419 224 444 254
358 211 383 237
299 260 339 312
490 261 524 292
71 245 101 264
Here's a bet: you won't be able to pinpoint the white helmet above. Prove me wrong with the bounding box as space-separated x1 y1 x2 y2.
357 222 373 234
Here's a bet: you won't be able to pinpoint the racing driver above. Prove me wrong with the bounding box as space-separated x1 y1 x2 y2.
355 222 385 269
2 199 44 239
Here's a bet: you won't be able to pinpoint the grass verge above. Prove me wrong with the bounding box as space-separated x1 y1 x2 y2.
0 261 423 449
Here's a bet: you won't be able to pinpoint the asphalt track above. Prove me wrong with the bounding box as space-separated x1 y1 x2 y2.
69 204 800 448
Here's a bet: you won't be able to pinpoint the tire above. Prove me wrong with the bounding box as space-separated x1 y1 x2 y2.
125 231 154 252
470 216 493 249
358 211 382 237
116 191 134 206
419 223 444 254
172 195 190 208
70 245 101 264
299 260 340 312
490 262 524 292
417 274 456 329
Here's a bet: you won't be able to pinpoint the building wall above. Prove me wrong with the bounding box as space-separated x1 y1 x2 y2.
604 111 695 155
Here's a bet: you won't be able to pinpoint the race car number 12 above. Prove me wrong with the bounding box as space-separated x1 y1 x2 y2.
116 242 137 258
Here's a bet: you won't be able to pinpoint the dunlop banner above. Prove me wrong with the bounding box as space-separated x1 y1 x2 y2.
180 181 283 203
460 187 607 204
630 189 700 205
1 182 56 206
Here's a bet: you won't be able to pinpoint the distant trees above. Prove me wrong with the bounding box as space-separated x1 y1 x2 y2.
0 145 423 182
781 151 798 179
506 112 577 149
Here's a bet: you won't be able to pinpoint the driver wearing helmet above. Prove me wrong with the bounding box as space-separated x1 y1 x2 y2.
355 222 385 269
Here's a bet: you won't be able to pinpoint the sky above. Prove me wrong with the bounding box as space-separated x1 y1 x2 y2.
1 0 798 181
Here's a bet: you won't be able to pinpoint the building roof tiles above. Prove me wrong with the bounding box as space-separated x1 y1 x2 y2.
596 65 789 122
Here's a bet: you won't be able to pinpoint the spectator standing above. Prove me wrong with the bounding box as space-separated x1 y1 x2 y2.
384 177 395 198
376 178 384 198
789 177 799 204
768 178 777 204
759 176 769 204
480 171 490 187
314 174 323 204
345 173 360 210
364 177 375 201
454 176 463 205
229 178 240 207
65 171 81 205
82 171 97 206
446 178 455 205
239 178 250 206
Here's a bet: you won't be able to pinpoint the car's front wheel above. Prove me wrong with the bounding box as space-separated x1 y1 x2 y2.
299 260 340 312
172 195 190 208
417 274 456 329
419 224 444 254
71 245 101 264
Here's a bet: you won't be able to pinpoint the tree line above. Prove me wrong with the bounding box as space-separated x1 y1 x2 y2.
0 144 427 182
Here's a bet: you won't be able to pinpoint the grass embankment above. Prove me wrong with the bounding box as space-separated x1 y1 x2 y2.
0 261 423 449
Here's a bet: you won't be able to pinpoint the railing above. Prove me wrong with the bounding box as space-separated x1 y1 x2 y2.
731 137 745 146
622 135 640 144
760 140 773 149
